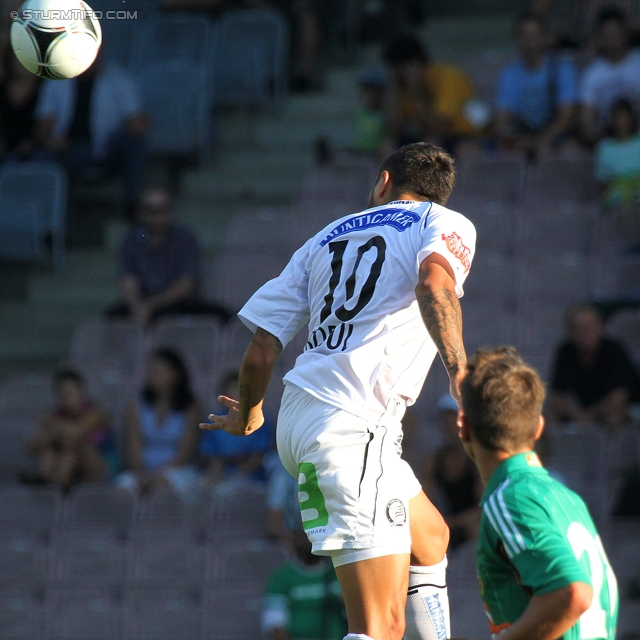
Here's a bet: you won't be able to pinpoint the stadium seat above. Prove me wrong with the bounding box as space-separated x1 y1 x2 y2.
137 60 213 161
131 13 213 68
128 529 204 588
0 531 47 589
520 200 600 255
210 8 289 110
70 319 144 380
0 162 67 270
138 486 195 530
49 528 125 586
207 482 268 541
463 252 520 308
0 372 54 411
0 587 41 640
0 203 43 262
122 586 201 640
618 599 640 637
148 316 224 405
0 412 40 481
519 251 597 303
64 484 136 539
203 245 290 312
203 586 262 640
0 486 60 536
607 309 640 364
594 254 640 302
455 153 526 202
44 585 119 640
207 538 286 587
462 303 519 354
224 207 296 248
526 154 596 202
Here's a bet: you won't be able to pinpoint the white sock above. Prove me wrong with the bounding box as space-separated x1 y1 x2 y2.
404 558 450 640
344 635 376 640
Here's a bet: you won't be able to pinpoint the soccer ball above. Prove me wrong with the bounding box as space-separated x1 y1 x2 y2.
11 0 102 79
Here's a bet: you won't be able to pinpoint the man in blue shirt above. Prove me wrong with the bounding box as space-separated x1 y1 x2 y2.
495 12 578 157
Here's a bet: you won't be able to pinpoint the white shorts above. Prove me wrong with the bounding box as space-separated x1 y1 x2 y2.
277 385 423 563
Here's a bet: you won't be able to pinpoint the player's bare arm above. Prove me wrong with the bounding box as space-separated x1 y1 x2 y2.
200 327 282 436
416 252 466 402
452 582 593 640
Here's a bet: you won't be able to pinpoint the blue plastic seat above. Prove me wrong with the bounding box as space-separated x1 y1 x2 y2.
210 8 289 111
0 162 67 269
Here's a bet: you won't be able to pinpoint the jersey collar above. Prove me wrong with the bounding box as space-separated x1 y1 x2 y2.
480 452 548 506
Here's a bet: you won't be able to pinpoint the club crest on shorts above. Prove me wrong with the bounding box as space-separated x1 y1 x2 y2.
386 498 407 526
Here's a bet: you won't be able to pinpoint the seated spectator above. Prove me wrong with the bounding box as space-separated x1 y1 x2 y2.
0 44 41 161
383 35 479 153
201 371 271 486
262 527 347 640
421 394 482 550
495 12 578 157
579 7 640 145
596 98 640 207
28 369 111 490
34 52 146 216
549 303 640 429
115 349 201 499
351 68 387 157
107 187 230 326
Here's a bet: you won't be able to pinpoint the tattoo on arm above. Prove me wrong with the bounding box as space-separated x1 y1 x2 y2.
417 285 466 378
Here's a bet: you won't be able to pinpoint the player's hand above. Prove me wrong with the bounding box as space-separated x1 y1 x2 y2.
449 370 465 407
199 395 264 436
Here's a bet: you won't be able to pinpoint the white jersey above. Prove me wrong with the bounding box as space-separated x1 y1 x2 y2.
239 199 476 423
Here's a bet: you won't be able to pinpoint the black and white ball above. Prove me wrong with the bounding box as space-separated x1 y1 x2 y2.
11 0 102 79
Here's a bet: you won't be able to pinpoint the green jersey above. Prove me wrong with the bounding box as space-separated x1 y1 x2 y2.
477 452 618 639
263 559 346 640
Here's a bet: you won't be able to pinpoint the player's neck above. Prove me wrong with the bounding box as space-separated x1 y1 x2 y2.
475 447 531 486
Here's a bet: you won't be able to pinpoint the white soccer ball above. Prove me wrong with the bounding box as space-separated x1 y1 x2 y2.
10 0 102 79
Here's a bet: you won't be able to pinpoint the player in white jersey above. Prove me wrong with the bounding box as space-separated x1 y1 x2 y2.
201 143 476 640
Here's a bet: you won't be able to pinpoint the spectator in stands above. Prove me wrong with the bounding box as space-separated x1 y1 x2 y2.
201 371 271 486
495 12 578 157
116 349 201 499
28 369 111 490
351 68 387 156
579 7 640 145
34 52 146 216
421 394 482 550
549 303 640 429
107 187 230 326
0 45 41 161
596 98 640 207
382 35 478 153
262 527 347 640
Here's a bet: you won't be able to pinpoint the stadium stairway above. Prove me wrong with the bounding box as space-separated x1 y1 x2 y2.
0 67 360 380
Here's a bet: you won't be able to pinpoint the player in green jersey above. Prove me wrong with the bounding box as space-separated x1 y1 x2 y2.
455 347 618 640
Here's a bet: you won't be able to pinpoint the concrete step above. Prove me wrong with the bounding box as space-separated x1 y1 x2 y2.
28 279 118 308
253 118 355 151
284 93 357 122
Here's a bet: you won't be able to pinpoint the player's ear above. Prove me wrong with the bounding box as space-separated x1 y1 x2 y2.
533 415 545 442
374 170 393 201
457 410 471 443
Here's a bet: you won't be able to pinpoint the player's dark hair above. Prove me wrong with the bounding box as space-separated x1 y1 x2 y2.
383 35 428 66
596 6 627 27
142 348 194 412
53 368 84 388
377 143 456 205
461 347 545 452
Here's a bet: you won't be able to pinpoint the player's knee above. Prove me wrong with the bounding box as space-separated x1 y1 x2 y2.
386 594 407 640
